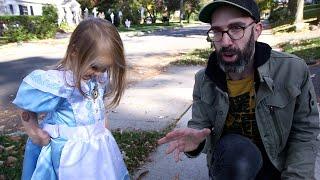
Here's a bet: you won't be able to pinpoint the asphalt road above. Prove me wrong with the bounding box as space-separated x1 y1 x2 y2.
0 24 211 106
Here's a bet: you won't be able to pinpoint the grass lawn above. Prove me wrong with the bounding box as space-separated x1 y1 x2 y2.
270 4 320 33
171 37 320 66
118 22 182 33
0 130 166 179
171 48 212 66
280 37 320 64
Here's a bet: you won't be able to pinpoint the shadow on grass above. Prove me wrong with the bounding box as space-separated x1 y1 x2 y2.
280 38 320 64
170 48 211 66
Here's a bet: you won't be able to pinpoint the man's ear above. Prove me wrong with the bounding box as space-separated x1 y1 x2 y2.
253 22 263 41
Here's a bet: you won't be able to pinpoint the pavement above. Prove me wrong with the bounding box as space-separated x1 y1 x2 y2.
133 107 209 180
109 65 203 131
128 21 320 179
1 20 320 179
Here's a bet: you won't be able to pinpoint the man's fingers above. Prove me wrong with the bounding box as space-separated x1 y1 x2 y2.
174 148 181 162
166 141 179 154
158 128 192 145
158 136 168 145
200 128 211 137
158 129 187 145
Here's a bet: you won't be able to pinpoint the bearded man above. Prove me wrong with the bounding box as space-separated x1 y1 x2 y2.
158 0 320 179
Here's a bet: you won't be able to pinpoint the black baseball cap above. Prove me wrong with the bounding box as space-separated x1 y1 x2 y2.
199 0 260 23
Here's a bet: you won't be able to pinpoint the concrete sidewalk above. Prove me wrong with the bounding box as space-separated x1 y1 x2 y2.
109 65 203 131
133 107 209 180
106 65 209 179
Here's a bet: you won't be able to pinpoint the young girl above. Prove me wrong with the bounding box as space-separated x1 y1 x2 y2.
13 18 129 180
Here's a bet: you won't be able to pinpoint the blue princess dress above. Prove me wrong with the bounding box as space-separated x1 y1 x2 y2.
13 70 129 180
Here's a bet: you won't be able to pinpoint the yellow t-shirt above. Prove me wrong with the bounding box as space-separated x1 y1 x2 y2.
224 76 261 144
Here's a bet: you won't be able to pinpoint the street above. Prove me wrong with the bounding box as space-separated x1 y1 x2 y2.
0 24 210 106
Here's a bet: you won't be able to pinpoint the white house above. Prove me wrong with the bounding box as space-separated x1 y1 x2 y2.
0 0 5 15
0 0 81 25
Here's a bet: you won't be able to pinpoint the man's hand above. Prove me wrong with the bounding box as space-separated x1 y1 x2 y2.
20 110 50 146
158 128 211 162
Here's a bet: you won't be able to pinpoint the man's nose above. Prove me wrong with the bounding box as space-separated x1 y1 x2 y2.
220 32 233 47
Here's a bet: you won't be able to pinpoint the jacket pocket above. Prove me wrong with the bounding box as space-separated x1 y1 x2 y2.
265 86 300 151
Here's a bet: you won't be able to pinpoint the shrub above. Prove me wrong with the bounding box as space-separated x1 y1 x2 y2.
268 6 290 23
0 4 58 42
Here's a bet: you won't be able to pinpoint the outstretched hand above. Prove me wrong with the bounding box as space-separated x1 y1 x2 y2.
158 128 211 162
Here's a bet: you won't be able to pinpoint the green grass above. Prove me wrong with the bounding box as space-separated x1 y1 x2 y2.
0 135 26 180
171 38 320 66
304 3 320 10
171 48 212 65
280 37 320 64
113 130 165 174
117 22 182 33
0 37 9 46
270 5 320 32
0 130 166 178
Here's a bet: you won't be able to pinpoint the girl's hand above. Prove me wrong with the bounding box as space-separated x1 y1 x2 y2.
20 110 51 146
30 129 51 146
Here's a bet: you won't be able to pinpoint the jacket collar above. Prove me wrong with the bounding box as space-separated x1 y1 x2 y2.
205 42 272 92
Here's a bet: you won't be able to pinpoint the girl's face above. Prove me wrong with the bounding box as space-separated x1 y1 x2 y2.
82 57 112 80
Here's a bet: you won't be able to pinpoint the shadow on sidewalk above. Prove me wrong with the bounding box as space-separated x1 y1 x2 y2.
0 57 59 106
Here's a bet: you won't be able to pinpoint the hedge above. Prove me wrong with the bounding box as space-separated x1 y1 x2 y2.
0 5 58 42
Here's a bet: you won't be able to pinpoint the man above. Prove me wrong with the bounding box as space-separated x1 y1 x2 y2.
158 0 320 179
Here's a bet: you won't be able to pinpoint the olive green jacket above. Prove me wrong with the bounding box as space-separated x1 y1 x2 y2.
187 42 320 179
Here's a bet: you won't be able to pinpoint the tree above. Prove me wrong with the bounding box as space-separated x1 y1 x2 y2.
294 0 304 30
184 0 200 23
139 0 158 23
166 0 180 15
256 0 276 11
288 0 305 31
77 0 98 11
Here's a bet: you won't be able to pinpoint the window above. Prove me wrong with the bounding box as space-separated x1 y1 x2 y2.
18 5 28 15
30 6 34 15
9 4 14 14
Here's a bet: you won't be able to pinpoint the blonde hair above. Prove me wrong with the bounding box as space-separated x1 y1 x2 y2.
57 18 126 108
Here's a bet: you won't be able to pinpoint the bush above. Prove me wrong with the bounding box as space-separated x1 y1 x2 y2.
0 4 58 42
268 7 290 23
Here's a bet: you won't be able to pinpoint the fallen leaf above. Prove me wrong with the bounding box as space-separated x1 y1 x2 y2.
5 156 17 166
8 135 21 142
173 173 180 180
0 175 5 180
136 169 149 180
0 145 4 153
5 145 15 152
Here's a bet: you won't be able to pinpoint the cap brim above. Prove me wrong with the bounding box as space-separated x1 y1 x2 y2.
199 1 254 23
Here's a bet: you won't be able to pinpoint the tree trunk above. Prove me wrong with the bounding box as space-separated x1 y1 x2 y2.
288 0 298 16
179 0 184 23
295 0 304 23
295 0 304 31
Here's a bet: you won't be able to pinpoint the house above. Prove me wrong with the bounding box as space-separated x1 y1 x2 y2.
274 0 319 4
0 0 81 25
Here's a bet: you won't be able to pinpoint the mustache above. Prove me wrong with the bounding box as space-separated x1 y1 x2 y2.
219 47 238 53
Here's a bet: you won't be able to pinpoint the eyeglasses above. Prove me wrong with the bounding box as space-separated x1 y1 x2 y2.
207 22 255 42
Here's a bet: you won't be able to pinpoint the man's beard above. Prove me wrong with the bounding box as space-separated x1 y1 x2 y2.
215 32 255 73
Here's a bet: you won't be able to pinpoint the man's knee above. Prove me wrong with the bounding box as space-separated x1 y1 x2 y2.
215 134 261 156
210 134 263 179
